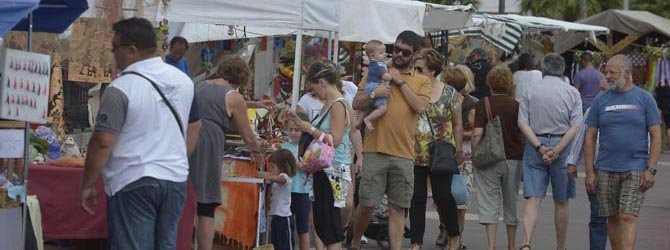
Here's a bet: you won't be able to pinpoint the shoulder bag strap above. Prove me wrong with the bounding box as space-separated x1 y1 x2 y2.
314 97 349 129
426 86 457 141
484 97 493 122
122 71 185 136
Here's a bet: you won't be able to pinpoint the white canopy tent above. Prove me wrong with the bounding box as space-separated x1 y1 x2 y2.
337 0 473 44
153 0 342 110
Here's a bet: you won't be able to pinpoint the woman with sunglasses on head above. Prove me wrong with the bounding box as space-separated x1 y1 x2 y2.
289 60 356 250
409 48 464 250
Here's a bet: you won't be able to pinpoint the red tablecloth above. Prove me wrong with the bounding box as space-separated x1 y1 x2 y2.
28 164 196 249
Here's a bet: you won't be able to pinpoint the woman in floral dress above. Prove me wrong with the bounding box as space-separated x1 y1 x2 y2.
408 48 464 250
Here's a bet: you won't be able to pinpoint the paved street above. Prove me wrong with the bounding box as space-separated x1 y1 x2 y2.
362 154 670 250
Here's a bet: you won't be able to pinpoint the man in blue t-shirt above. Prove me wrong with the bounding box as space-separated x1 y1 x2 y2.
584 55 661 250
165 36 190 76
573 53 604 112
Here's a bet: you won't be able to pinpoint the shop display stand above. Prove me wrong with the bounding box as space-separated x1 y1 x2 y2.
0 121 29 250
0 13 41 250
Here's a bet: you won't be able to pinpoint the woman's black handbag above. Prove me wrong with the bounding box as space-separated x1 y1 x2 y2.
426 114 459 175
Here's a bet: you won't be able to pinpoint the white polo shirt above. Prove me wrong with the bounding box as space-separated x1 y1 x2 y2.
95 57 195 196
298 80 357 120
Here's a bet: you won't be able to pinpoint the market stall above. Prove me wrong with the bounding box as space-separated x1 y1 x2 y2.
1 1 87 250
554 10 670 55
553 10 670 91
152 1 342 248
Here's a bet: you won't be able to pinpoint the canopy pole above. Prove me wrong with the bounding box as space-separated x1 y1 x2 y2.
327 31 333 61
20 11 34 250
333 32 339 66
27 12 33 51
291 30 303 111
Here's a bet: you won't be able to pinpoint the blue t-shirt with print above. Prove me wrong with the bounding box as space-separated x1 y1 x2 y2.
586 86 661 172
282 142 310 194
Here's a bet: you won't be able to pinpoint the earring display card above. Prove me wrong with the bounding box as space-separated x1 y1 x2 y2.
0 48 50 124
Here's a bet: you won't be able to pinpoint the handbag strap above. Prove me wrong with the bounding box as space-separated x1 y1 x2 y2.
314 97 348 129
122 71 185 136
484 96 493 122
425 86 457 141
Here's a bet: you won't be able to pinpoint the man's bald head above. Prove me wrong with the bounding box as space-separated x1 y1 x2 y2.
605 54 633 91
608 54 633 75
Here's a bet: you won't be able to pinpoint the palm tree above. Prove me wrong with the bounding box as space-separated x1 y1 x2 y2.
631 0 670 18
520 0 619 21
521 0 669 21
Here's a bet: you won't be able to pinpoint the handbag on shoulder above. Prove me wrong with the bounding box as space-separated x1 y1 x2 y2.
425 101 459 175
472 97 507 169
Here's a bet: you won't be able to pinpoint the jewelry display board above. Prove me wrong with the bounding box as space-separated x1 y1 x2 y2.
0 48 50 124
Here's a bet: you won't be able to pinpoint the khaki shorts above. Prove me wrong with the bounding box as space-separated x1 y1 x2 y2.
597 170 646 217
359 153 414 208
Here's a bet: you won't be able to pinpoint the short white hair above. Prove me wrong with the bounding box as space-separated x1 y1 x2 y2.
541 53 565 77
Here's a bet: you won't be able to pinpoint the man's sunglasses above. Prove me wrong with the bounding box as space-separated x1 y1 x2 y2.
112 43 134 53
393 46 413 57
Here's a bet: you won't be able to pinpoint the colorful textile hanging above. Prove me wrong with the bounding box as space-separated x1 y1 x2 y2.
215 159 261 249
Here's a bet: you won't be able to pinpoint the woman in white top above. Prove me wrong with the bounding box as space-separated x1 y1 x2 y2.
513 53 542 100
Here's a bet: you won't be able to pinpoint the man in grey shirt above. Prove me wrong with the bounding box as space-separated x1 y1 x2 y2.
517 53 582 250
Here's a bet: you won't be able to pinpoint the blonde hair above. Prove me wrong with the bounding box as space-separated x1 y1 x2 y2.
453 65 474 94
442 66 468 91
365 40 384 56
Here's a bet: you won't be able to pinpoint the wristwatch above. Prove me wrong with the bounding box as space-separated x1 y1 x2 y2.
535 143 544 152
369 91 376 99
647 168 657 176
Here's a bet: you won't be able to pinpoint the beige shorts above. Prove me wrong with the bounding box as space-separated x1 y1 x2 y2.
359 152 414 208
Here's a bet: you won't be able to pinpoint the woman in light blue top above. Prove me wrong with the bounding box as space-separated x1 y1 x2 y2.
289 60 354 250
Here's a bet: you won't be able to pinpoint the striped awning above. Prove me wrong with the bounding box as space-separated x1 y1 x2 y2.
447 14 524 53
445 14 608 54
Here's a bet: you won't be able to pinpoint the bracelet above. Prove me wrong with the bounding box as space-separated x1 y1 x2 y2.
309 126 317 135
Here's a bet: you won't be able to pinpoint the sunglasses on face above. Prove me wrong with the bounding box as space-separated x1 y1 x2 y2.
414 66 424 73
393 46 413 57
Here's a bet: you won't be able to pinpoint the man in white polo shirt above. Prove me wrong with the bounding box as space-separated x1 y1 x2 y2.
80 17 201 250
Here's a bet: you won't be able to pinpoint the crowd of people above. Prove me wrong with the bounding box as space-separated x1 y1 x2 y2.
80 17 660 250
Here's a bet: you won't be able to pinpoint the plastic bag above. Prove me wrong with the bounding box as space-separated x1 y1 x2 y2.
452 174 469 206
300 133 334 173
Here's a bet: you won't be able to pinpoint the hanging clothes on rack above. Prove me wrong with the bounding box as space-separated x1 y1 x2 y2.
658 57 670 87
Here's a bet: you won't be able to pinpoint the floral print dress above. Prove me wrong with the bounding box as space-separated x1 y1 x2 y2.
414 84 462 166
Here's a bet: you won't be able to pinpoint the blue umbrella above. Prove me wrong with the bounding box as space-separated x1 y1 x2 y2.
0 0 39 37
11 0 88 34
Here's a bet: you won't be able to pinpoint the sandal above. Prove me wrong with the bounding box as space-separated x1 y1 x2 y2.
408 243 422 250
520 244 531 250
